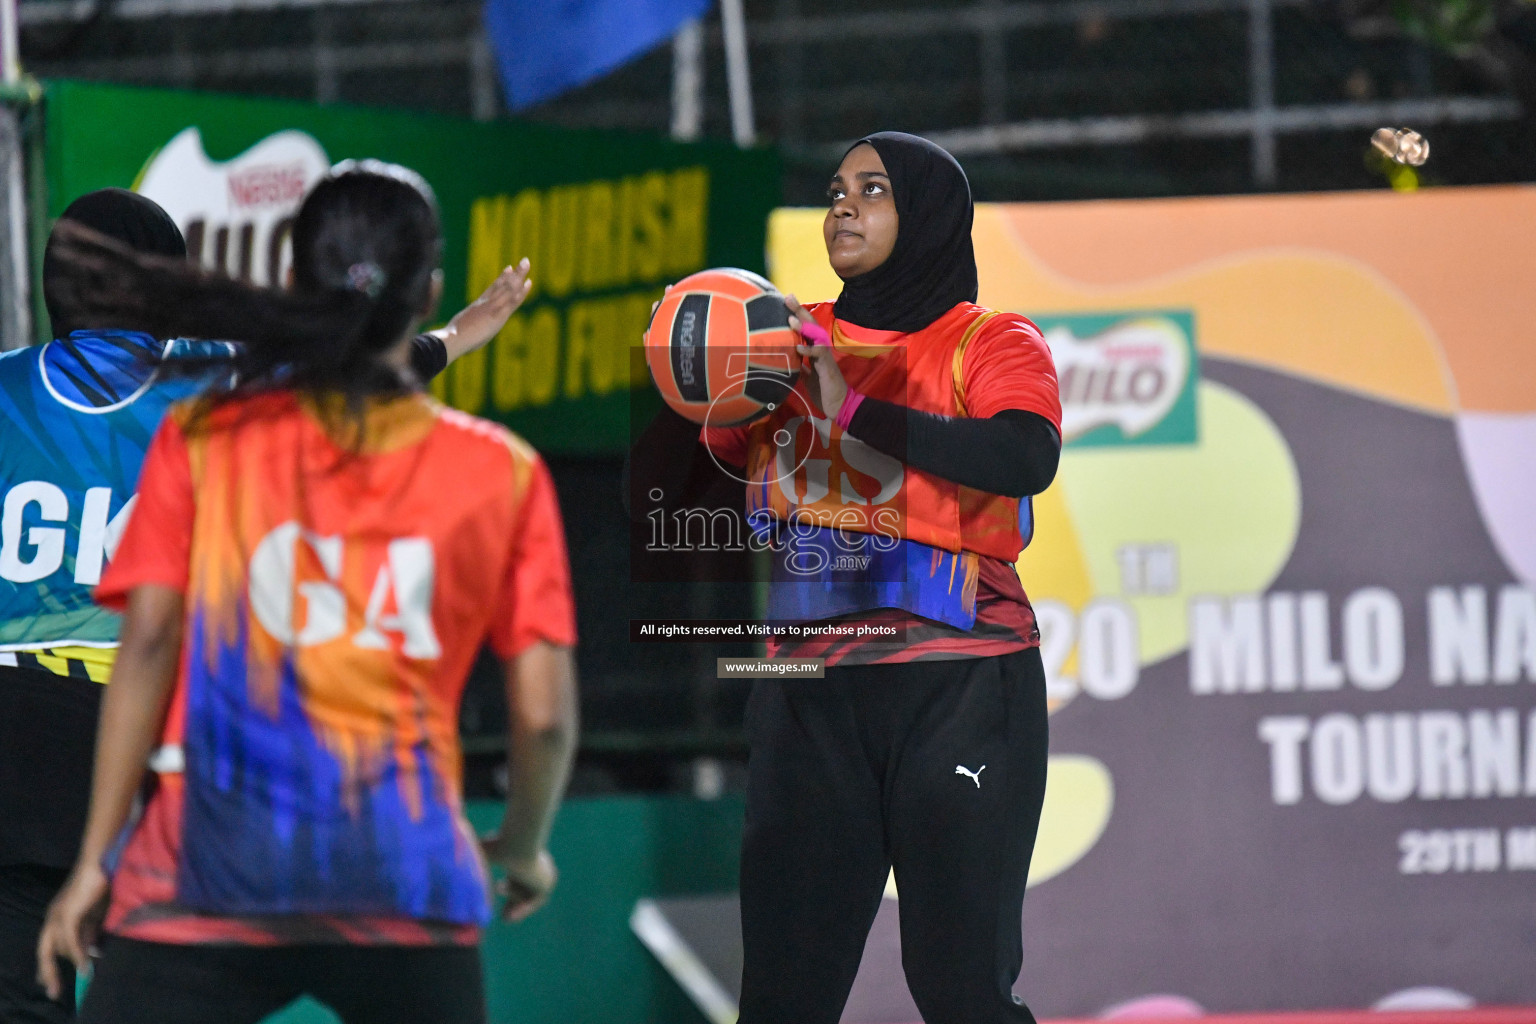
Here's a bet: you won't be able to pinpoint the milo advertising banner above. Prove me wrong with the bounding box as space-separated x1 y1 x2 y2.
43 80 777 453
768 188 1536 1018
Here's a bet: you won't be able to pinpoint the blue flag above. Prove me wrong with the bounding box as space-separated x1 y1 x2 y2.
484 0 714 111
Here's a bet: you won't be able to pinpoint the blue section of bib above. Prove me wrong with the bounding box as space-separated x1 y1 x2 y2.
0 333 203 647
756 517 980 630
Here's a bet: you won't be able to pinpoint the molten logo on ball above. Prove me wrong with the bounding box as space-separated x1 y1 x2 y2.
677 313 698 381
670 296 711 402
645 268 801 429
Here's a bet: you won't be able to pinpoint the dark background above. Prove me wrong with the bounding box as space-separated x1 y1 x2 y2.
19 0 1535 794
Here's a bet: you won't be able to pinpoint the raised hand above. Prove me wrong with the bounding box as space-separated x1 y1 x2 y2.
786 293 848 421
437 258 534 360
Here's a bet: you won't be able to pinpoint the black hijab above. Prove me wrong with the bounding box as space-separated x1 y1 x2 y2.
831 132 978 334
43 188 186 338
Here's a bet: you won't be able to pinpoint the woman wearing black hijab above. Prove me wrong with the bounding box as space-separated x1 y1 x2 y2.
632 133 1061 1024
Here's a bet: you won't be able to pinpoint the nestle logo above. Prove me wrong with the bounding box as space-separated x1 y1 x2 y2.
227 163 308 210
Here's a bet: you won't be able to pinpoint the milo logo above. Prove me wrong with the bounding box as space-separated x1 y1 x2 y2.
1034 311 1199 448
136 127 332 287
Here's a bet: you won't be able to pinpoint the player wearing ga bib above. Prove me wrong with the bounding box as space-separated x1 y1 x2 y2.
0 196 500 943
37 165 565 1024
94 392 575 944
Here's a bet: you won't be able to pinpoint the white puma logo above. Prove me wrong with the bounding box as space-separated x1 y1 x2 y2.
955 764 986 788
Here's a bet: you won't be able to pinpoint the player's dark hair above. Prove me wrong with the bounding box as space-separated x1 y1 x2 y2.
46 161 442 410
43 188 188 338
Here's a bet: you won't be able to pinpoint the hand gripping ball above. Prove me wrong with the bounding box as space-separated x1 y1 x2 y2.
643 268 801 427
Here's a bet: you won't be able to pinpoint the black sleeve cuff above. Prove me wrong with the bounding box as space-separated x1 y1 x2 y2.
844 397 1061 498
409 333 448 382
845 395 907 454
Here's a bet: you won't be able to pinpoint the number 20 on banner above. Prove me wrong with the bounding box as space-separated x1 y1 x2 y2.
1036 598 1141 702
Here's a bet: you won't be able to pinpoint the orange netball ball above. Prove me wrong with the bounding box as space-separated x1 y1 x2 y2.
644 268 801 427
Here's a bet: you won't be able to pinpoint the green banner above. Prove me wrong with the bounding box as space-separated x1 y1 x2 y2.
43 79 779 453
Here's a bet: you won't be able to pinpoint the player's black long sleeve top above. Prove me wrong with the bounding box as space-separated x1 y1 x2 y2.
843 397 1060 499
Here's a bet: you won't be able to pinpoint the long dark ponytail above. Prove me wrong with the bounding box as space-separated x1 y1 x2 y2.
47 160 443 409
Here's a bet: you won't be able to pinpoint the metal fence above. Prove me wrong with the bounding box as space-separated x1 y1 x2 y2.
16 0 1533 203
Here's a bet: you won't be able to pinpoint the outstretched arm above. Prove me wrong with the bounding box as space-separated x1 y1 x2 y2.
411 259 534 380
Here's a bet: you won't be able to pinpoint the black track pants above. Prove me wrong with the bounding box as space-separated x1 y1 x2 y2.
0 865 74 1024
78 938 486 1024
739 648 1050 1024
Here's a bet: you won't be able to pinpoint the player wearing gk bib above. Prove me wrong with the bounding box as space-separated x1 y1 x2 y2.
36 165 575 1024
0 191 213 1024
632 133 1061 1024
